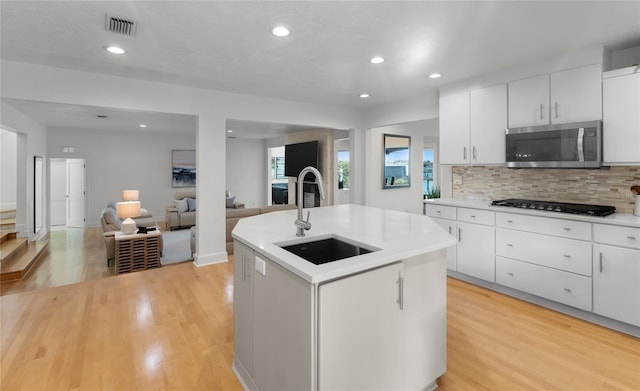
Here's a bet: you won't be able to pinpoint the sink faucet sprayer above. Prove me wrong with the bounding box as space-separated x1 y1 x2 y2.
295 166 325 237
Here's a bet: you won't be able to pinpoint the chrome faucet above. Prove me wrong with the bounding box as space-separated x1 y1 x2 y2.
295 166 325 237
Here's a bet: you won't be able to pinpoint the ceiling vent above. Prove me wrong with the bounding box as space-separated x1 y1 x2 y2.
105 15 137 37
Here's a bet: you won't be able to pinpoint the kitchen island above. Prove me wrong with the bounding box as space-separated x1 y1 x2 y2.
231 204 456 391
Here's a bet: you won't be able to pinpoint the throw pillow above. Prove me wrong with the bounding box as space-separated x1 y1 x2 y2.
173 198 189 213
226 196 236 208
186 197 197 212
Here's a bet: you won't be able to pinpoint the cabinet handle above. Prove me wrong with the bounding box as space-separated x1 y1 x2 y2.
508 272 514 276
507 243 513 247
564 288 572 293
540 104 544 120
396 275 404 310
563 254 572 259
463 147 467 160
599 252 603 273
458 227 462 242
436 210 441 214
448 226 452 235
470 215 476 218
555 102 559 119
628 236 637 241
472 146 477 160
563 227 571 231
506 220 514 224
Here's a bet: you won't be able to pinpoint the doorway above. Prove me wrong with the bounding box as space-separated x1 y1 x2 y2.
50 158 85 229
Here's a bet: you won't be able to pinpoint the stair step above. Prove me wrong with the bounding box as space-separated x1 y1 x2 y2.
1 237 28 263
0 239 49 281
0 217 16 231
0 231 17 245
0 209 16 220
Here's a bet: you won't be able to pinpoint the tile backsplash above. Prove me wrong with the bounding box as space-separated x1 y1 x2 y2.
452 166 640 214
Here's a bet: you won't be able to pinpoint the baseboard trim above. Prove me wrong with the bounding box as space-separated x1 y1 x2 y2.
193 251 228 267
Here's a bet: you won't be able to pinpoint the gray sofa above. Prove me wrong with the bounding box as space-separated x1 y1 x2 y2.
166 191 246 231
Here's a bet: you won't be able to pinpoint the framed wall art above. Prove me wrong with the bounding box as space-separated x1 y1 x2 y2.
172 149 196 188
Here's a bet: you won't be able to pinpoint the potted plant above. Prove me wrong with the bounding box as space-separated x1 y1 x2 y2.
424 184 441 199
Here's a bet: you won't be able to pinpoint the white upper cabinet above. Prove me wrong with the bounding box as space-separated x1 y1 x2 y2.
470 84 507 164
603 69 640 164
439 91 470 165
508 74 550 127
550 63 602 124
440 84 506 165
508 64 602 128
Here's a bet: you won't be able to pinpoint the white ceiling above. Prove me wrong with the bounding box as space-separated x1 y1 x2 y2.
1 1 639 136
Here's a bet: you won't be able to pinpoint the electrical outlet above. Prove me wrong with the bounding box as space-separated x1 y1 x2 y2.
453 175 463 185
255 257 266 276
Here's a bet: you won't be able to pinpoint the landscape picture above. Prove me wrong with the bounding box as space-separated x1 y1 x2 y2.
172 149 196 188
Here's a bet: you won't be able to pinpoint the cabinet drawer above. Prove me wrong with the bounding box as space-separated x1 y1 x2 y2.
496 212 591 240
594 224 640 249
496 228 592 276
496 256 592 311
457 208 494 226
424 204 456 220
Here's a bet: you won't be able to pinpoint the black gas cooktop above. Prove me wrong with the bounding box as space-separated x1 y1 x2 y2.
491 198 616 217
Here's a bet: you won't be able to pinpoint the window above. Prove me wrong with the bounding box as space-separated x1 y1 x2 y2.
423 148 434 195
271 156 285 180
337 150 350 189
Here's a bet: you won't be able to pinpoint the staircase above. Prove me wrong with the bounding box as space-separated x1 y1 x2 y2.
0 230 49 282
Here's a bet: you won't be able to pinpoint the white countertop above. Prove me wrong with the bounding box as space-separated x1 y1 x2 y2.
424 198 640 228
232 204 457 284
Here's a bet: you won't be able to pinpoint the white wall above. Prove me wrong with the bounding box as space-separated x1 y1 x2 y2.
0 129 17 210
0 102 48 238
47 128 196 227
226 137 267 208
1 60 362 265
365 122 427 214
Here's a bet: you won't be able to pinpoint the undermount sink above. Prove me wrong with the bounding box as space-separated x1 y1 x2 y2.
278 236 378 265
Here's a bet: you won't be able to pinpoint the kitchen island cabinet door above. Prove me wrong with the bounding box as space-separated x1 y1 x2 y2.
457 221 496 282
252 255 313 391
318 262 403 391
232 241 254 377
440 91 470 165
593 244 640 327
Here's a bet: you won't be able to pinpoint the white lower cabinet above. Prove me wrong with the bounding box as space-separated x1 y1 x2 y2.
496 256 592 311
593 235 640 327
431 217 458 270
457 221 495 282
319 252 447 391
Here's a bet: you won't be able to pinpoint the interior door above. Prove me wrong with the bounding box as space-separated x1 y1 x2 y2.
49 159 66 226
66 158 85 228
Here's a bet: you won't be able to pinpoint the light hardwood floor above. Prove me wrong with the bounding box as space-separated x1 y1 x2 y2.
1 228 639 390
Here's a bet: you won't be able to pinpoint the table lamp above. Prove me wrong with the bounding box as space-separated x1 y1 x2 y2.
117 190 141 234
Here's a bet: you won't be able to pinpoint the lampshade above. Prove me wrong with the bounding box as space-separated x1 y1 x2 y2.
116 201 141 218
122 190 139 201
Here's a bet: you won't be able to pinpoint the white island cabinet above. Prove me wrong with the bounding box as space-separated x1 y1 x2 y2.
231 204 455 391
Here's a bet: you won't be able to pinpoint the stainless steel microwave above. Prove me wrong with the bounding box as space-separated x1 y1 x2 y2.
505 120 602 168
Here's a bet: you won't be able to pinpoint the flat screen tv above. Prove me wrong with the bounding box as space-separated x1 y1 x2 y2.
284 141 319 177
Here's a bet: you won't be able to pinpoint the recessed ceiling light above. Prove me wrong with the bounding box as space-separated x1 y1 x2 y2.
227 130 234 133
272 26 290 37
104 45 125 55
359 93 370 98
428 73 442 79
139 124 147 128
369 57 385 64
